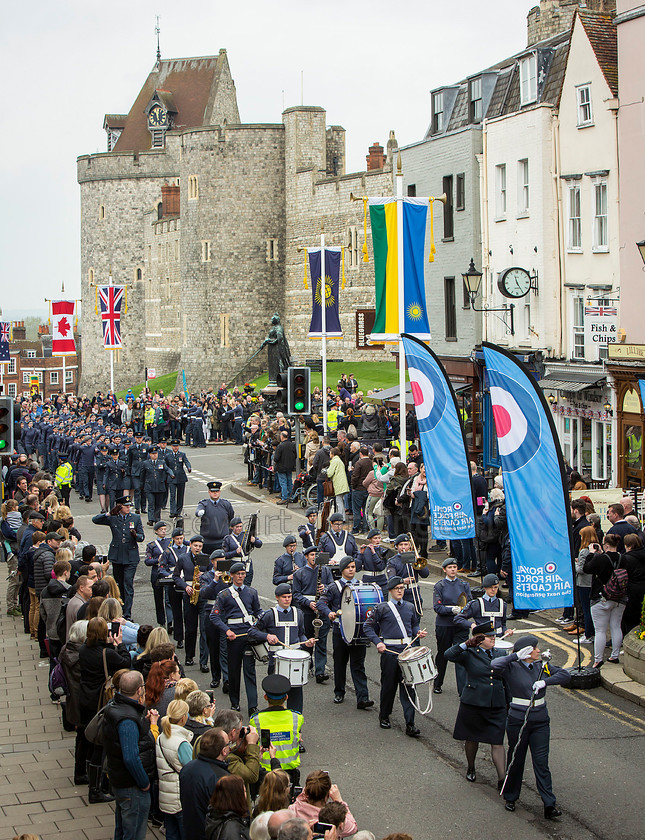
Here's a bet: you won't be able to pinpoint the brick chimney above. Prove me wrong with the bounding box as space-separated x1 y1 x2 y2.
160 183 180 217
366 142 386 171
38 323 49 335
12 321 26 340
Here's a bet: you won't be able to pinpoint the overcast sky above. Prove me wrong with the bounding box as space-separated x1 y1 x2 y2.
0 0 530 315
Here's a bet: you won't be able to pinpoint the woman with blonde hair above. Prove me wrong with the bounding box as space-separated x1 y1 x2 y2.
252 768 291 818
572 525 599 643
174 677 199 703
156 698 193 840
97 597 139 647
133 625 171 678
304 429 320 469
103 574 123 604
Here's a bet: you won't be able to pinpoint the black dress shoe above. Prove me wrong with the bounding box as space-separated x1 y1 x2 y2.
356 700 374 710
316 674 330 684
504 801 515 812
379 717 391 729
210 679 220 689
433 685 442 694
333 693 344 704
147 521 155 527
466 767 476 782
405 724 421 738
222 680 229 694
185 658 194 666
177 641 184 649
200 665 209 673
299 742 306 753
544 805 562 820
230 704 241 711
167 624 173 635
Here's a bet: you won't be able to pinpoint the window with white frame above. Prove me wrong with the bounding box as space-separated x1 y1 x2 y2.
576 84 593 127
469 78 482 122
7 383 16 398
568 183 582 251
266 239 279 262
65 370 73 384
517 159 529 214
26 350 36 359
201 240 211 263
572 295 585 359
7 357 16 374
188 176 199 200
495 164 507 218
592 180 608 251
22 372 29 384
432 92 444 132
348 226 359 268
519 54 537 105
591 419 611 481
50 371 59 385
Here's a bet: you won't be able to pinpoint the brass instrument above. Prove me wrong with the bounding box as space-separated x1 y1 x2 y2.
189 563 201 605
313 618 323 639
401 545 424 617
216 558 233 585
408 531 428 570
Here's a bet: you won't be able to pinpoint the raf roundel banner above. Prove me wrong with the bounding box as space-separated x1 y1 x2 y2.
402 334 475 539
482 342 574 611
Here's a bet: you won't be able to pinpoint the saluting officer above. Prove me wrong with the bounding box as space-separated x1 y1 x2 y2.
223 516 262 586
128 431 149 515
166 439 191 519
433 557 472 695
317 557 374 710
297 507 318 551
291 545 333 683
360 528 388 592
249 583 315 714
172 535 210 668
141 446 174 527
454 574 513 645
363 576 426 737
195 481 235 555
317 513 360 572
160 527 188 649
210 562 264 716
386 534 430 610
144 520 173 629
492 635 571 819
272 535 306 586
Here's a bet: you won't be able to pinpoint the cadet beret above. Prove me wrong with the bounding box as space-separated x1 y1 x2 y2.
230 561 245 574
513 634 538 652
207 481 222 491
472 620 497 636
209 549 225 560
282 534 297 547
393 534 410 546
329 513 344 523
171 528 184 538
275 583 291 596
306 507 317 517
339 556 355 573
153 521 168 531
482 574 499 588
367 528 380 539
115 495 131 506
230 517 243 527
189 534 204 544
387 576 404 590
262 673 291 699
442 557 459 568
303 545 317 555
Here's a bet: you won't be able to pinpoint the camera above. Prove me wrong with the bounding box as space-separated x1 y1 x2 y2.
238 726 250 740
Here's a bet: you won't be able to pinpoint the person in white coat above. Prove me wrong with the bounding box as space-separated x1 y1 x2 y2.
156 699 194 840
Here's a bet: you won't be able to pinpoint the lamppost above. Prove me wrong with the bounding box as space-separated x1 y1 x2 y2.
462 258 515 336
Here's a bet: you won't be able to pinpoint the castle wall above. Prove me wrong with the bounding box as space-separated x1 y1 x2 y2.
143 209 182 375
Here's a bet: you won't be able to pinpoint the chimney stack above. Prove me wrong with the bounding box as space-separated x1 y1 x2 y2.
160 183 180 217
366 142 386 171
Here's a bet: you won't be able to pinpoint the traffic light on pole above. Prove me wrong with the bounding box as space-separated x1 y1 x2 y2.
275 371 288 414
0 396 14 454
288 367 311 415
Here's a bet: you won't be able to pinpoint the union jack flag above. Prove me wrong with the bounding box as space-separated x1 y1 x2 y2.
0 321 10 362
99 285 125 348
584 306 617 317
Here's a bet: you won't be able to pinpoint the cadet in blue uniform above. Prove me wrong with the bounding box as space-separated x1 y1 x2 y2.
94 446 110 510
386 534 430 612
199 550 229 689
291 545 333 683
445 620 507 785
210 562 264 716
195 481 235 555
92 495 145 619
297 507 317 552
141 446 174 526
249 583 315 714
317 513 360 573
160 527 188 648
166 439 191 518
172 535 210 667
433 558 472 694
363 576 426 737
104 446 126 510
144 520 173 628
272 535 306 586
128 432 149 515
454 574 514 648
223 516 262 586
360 528 388 592
318 556 374 709
492 634 571 819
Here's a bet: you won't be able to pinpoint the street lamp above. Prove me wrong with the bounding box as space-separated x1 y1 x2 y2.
462 258 515 336
637 240 645 267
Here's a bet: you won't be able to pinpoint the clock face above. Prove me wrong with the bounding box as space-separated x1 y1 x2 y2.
148 105 167 127
498 267 531 299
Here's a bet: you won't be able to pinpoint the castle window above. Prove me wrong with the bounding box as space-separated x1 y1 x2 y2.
188 176 199 200
88 268 94 284
220 313 230 347
157 202 163 221
201 241 212 263
266 239 278 262
136 267 143 282
348 226 359 268
99 205 105 220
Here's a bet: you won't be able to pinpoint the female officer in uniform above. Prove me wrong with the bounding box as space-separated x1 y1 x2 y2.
444 620 507 787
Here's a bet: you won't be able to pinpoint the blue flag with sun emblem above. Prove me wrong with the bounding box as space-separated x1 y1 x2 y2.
482 342 574 611
402 334 475 539
308 248 342 338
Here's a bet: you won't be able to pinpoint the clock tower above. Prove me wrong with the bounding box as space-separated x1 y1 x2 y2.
144 91 177 148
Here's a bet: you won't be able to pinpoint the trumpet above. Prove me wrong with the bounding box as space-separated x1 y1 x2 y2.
401 547 424 617
408 532 428 570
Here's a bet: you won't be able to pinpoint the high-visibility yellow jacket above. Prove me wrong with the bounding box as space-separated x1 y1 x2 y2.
250 706 303 770
55 461 73 487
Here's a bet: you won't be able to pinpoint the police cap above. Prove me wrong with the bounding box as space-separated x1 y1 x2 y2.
262 673 291 699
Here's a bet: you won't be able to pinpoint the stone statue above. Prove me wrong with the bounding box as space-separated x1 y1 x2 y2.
261 312 294 384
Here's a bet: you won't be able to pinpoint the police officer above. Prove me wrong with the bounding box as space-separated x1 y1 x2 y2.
250 674 303 785
317 513 360 572
55 452 73 507
128 431 149 515
272 535 306 586
317 557 374 709
160 527 188 649
386 534 430 611
195 481 235 555
454 574 514 646
444 621 507 785
144 521 173 629
360 528 388 592
363 576 426 737
141 446 174 526
92 495 145 619
223 516 262 586
210 562 264 716
199 550 229 690
297 507 317 551
172 535 210 667
492 635 571 818
292 545 333 683
249 583 315 714
432 557 472 695
166 439 192 519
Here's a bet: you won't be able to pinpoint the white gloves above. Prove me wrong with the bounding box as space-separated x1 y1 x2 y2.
515 646 534 661
196 509 205 517
451 606 462 615
532 679 546 692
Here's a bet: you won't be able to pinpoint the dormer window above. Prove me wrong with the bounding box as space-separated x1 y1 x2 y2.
107 128 122 151
469 78 482 123
520 54 537 105
432 92 444 133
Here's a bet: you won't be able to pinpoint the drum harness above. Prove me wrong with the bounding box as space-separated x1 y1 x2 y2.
379 600 434 716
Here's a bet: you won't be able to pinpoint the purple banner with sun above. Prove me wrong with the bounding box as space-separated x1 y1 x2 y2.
402 335 475 539
482 342 574 611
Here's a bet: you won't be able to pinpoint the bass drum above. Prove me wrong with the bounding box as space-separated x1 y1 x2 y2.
339 583 383 644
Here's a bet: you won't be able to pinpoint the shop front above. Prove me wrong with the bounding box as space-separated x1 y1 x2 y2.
606 348 645 489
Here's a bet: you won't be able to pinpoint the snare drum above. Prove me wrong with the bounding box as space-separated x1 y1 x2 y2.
339 583 383 644
493 638 514 653
274 649 311 686
398 646 438 686
249 641 270 664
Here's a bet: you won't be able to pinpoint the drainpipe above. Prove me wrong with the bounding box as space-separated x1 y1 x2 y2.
552 113 565 358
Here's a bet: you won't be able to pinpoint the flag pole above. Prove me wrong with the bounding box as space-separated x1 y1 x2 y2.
108 267 114 393
396 154 406 459
321 225 328 435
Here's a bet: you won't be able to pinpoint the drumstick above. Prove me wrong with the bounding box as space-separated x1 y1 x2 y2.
401 631 422 654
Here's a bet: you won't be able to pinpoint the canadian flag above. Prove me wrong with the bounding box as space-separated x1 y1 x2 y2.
52 300 76 356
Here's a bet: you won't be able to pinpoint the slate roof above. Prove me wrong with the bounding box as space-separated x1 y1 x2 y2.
103 114 128 129
577 10 618 96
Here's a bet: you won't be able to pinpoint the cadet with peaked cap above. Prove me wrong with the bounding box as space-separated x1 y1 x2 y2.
144 521 173 629
297 506 318 552
272 534 306 586
249 583 315 715
445 619 507 786
160 527 189 650
172 535 210 667
199 550 229 690
222 515 262 586
195 480 235 555
360 528 388 592
166 438 191 518
250 673 304 785
128 431 150 515
454 573 513 644
291 545 333 683
431 556 472 695
386 533 431 610
492 635 571 819
317 512 360 571
140 445 174 526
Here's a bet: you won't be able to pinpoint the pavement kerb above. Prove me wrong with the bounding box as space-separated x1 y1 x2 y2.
230 479 645 708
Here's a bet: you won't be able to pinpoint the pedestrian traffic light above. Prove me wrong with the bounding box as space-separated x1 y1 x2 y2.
275 372 288 414
0 396 14 453
288 367 311 415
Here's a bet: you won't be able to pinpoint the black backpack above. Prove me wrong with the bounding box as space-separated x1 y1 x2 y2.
55 594 70 644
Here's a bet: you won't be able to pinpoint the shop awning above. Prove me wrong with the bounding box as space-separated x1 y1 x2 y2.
537 373 605 393
364 380 471 407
